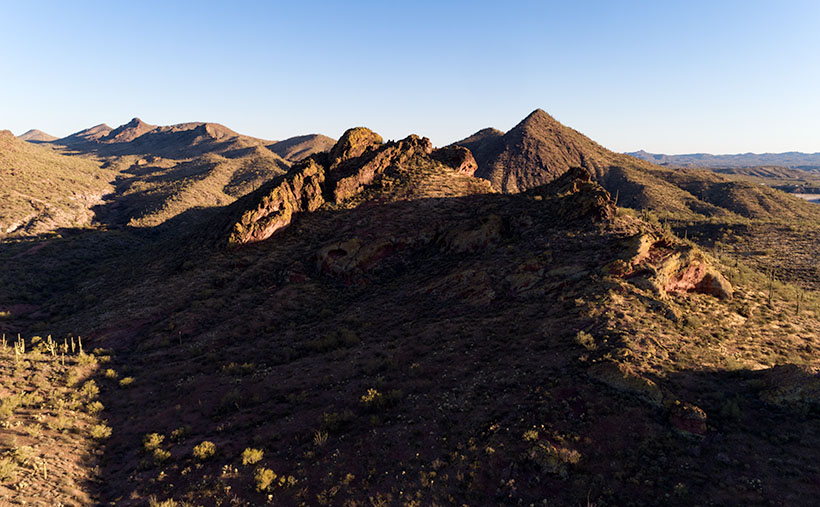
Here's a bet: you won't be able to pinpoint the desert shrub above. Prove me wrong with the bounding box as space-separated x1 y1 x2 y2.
80 380 99 400
193 441 216 460
103 368 118 379
309 328 360 352
153 448 171 464
90 423 112 440
119 376 135 387
0 393 24 419
87 401 104 414
170 425 190 442
254 467 277 492
220 362 255 376
313 430 329 447
321 409 355 432
360 388 402 411
0 458 17 483
148 497 180 507
241 447 263 465
143 433 165 452
574 330 596 351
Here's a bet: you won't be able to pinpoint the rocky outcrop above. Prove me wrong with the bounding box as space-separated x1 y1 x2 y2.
431 146 478 176
228 158 326 244
669 401 708 437
332 135 433 202
529 167 616 221
608 233 733 300
663 253 734 299
227 129 480 246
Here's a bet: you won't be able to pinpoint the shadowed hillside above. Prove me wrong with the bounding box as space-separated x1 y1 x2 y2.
2 119 820 505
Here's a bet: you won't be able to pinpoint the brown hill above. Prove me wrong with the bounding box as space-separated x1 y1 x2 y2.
18 129 57 142
268 134 336 162
0 130 114 236
455 109 820 222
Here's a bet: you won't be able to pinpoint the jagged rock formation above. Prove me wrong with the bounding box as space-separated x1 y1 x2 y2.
227 128 488 246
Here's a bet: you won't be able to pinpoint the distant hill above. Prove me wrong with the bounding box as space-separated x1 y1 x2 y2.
54 119 277 159
454 109 820 222
18 129 57 142
268 134 336 162
0 130 114 236
627 149 820 170
59 123 113 145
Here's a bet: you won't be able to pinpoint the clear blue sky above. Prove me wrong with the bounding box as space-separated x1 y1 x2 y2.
2 1 819 154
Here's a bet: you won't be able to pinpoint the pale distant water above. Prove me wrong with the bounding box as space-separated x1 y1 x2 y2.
792 193 820 204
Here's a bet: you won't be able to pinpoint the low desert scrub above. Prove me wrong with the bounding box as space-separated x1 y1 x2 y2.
241 447 263 465
192 441 216 460
90 423 112 440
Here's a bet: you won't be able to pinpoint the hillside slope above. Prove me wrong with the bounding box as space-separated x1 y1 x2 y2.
0 130 114 236
268 134 336 161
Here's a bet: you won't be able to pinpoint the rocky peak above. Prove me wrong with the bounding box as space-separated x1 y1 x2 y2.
103 117 156 143
328 127 383 169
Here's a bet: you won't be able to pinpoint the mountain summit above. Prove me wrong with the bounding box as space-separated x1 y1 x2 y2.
455 108 637 192
101 117 156 143
18 129 57 142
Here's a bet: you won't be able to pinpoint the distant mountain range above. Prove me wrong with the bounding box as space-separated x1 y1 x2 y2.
627 150 820 170
17 118 334 163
